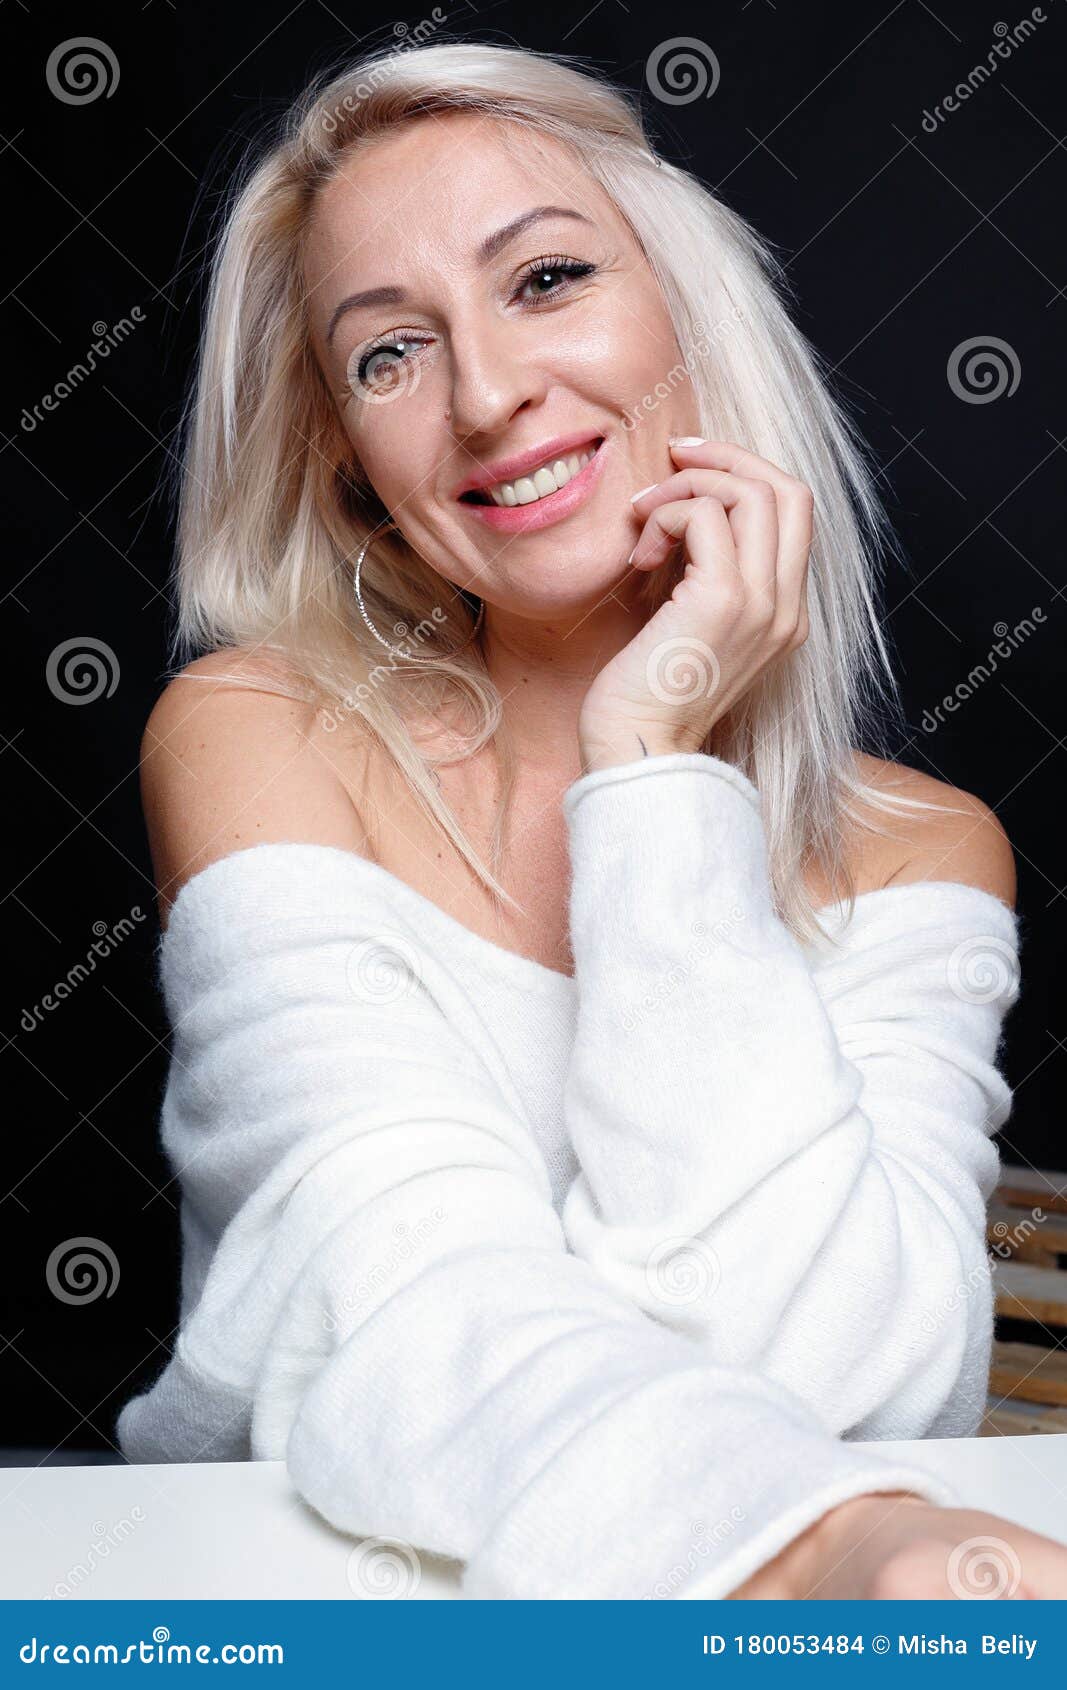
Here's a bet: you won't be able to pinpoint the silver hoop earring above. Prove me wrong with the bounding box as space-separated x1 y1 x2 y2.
351 521 485 662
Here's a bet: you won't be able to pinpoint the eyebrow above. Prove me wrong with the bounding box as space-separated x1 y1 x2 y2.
324 205 596 346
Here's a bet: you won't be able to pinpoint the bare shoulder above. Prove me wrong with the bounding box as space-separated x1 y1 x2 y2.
848 752 1016 908
141 647 374 925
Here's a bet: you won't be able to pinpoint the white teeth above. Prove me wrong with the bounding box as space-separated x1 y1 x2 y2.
485 445 596 507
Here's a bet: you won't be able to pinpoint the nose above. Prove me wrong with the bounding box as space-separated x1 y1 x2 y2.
444 309 550 442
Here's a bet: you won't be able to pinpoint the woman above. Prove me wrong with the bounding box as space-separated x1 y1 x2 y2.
116 40 1067 1598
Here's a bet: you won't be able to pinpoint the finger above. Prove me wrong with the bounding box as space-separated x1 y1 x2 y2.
633 469 778 609
774 483 813 646
667 437 804 500
632 466 780 516
629 493 736 580
667 441 814 614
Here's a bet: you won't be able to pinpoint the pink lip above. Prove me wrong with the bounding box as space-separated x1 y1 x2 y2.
457 437 609 533
452 430 604 498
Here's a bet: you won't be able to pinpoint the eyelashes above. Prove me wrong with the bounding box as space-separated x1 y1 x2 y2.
516 253 598 304
342 254 598 398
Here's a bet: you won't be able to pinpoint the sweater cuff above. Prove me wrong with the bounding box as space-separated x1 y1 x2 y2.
680 1457 964 1601
563 750 761 824
462 1370 964 1600
563 750 774 960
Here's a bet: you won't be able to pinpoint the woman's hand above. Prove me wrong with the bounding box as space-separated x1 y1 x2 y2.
577 439 813 772
730 1489 1067 1600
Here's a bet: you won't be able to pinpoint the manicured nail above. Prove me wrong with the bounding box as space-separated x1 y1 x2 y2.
630 483 657 504
627 546 638 565
669 435 705 447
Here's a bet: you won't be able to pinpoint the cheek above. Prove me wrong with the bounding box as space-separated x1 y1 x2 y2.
548 314 624 377
630 308 685 382
346 405 440 507
559 298 684 408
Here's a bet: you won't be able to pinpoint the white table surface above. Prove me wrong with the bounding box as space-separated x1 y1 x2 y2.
3 1435 1067 1600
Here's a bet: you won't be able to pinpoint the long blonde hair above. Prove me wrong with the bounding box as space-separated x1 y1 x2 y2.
167 36 945 943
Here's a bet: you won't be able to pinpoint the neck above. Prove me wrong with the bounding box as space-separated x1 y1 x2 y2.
478 577 650 769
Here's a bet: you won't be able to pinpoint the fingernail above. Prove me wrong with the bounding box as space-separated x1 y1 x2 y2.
669 435 704 447
627 546 638 565
630 483 657 504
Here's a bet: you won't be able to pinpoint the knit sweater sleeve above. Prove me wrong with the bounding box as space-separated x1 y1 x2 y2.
115 842 964 1600
560 752 1021 1442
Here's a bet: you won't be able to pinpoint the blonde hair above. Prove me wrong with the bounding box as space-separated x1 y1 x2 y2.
166 36 949 944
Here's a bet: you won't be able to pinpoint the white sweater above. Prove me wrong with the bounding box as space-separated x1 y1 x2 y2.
116 751 1021 1598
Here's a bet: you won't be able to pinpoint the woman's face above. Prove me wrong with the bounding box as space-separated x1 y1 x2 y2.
304 112 699 618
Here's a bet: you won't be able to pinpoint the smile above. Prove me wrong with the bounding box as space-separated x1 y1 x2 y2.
456 437 608 534
461 441 602 507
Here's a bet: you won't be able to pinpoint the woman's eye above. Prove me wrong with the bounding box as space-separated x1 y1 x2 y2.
343 259 597 398
347 337 426 395
516 257 597 306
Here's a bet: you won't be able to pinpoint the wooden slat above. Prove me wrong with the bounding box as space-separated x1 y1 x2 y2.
987 1200 1067 1263
995 1164 1067 1215
993 1259 1067 1327
981 1397 1067 1436
990 1339 1067 1406
981 1168 1067 1433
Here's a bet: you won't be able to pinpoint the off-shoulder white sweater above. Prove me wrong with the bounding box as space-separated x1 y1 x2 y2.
116 751 1021 1599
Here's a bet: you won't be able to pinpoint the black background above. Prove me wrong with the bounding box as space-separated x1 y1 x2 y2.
3 1 1064 1459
